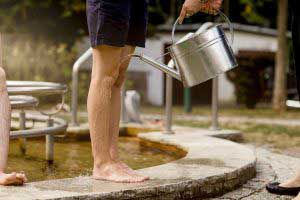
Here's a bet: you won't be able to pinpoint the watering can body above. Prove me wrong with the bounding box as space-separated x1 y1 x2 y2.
168 25 237 87
134 13 238 88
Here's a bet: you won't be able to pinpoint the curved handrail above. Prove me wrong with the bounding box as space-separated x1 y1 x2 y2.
10 95 39 109
71 48 93 126
10 114 67 139
7 81 68 117
7 81 67 96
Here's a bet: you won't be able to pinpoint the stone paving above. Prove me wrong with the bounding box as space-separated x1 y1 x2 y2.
211 146 300 200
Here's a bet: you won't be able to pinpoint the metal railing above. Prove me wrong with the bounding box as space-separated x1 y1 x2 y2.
71 48 133 126
210 77 220 131
8 81 68 164
71 48 92 126
164 22 220 134
10 95 38 109
70 22 222 133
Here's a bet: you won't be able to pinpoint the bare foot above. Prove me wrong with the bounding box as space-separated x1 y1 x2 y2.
0 172 27 186
293 192 300 200
280 178 300 188
93 161 148 183
114 160 149 180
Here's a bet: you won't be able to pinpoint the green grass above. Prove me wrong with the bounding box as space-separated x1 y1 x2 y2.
141 105 300 119
71 103 300 119
242 123 300 137
60 104 300 151
175 119 300 138
174 120 300 149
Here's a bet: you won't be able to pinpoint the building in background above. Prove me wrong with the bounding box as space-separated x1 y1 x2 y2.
78 22 289 106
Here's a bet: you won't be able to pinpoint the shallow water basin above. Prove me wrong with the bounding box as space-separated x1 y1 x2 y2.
7 137 182 182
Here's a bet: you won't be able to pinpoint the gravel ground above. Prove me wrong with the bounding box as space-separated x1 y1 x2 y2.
211 146 300 200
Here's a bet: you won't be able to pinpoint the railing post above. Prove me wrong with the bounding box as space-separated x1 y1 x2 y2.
71 48 92 126
46 118 54 165
211 77 220 131
184 88 192 113
164 74 175 134
19 110 27 155
71 68 79 126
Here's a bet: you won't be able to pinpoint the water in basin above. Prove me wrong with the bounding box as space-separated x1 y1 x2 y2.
6 137 181 182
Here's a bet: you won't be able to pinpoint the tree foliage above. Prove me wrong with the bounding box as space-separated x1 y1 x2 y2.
0 0 279 44
239 0 275 26
0 0 87 44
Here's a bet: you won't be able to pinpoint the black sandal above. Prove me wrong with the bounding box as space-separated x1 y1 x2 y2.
266 182 300 196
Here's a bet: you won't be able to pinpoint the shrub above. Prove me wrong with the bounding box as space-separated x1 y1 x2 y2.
2 34 77 104
227 51 275 109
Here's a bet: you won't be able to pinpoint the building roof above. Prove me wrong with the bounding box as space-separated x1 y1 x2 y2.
157 22 292 38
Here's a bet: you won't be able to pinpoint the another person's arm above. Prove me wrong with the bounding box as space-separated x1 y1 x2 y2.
179 0 223 24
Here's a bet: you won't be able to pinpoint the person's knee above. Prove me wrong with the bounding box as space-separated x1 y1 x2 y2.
114 68 126 89
101 76 116 90
89 75 117 108
92 75 117 90
114 46 135 89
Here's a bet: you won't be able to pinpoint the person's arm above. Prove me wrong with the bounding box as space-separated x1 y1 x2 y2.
179 0 223 24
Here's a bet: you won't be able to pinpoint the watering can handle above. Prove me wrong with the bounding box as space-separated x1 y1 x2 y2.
171 10 234 46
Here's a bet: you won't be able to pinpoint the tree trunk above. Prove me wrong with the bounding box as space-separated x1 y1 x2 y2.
272 0 288 111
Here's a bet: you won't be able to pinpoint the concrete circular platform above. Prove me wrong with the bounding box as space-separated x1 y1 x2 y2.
66 123 243 141
0 127 255 200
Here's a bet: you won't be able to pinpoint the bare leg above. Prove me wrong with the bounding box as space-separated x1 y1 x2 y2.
0 67 27 185
88 45 146 183
109 46 149 180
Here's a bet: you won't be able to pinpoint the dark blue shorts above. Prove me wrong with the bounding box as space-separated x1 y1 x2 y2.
86 0 148 48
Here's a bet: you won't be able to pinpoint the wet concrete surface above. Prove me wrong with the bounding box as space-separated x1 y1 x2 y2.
0 127 255 199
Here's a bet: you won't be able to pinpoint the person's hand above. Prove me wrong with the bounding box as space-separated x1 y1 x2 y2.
179 0 223 24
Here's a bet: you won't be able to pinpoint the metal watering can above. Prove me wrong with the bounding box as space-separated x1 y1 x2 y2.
133 12 238 87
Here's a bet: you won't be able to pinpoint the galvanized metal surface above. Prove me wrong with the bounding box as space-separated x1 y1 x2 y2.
70 15 235 125
10 113 67 139
8 81 67 160
7 81 67 96
71 48 93 126
169 25 237 87
18 110 27 155
46 118 55 163
134 19 237 87
10 95 38 109
164 75 174 134
7 81 67 118
133 54 182 81
164 22 216 134
211 77 220 131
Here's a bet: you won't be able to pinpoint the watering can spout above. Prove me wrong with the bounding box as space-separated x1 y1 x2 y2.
132 54 181 81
